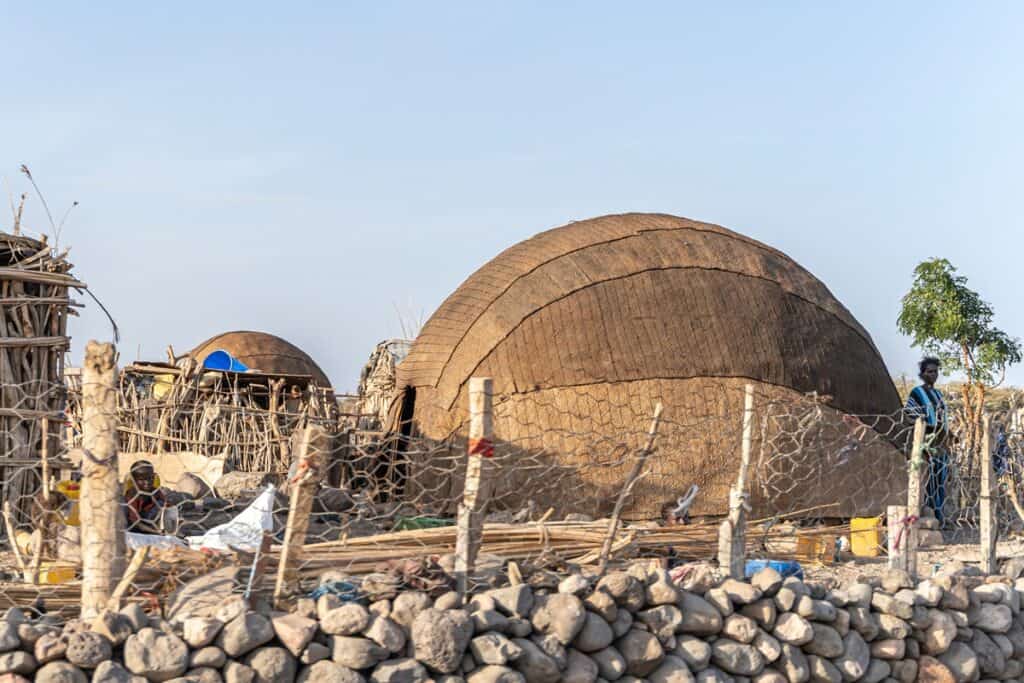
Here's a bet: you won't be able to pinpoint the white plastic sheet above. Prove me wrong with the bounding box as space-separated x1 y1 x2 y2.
186 484 276 551
126 531 187 549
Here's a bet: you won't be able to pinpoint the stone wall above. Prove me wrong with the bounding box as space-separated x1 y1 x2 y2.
2 560 1024 682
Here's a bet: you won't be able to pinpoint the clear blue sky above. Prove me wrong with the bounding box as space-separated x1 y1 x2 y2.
2 2 1022 392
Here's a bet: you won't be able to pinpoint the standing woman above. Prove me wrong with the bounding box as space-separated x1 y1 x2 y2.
905 357 950 524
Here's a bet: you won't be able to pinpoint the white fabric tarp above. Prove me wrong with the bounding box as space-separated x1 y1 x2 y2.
126 531 187 549
186 484 276 552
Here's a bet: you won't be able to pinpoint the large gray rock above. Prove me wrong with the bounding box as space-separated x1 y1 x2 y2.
91 660 145 682
869 638 904 660
970 629 1005 678
750 567 783 597
875 614 910 640
0 622 19 653
297 661 366 683
846 606 877 640
411 609 474 674
124 627 190 681
370 658 429 683
833 631 869 682
530 634 567 669
365 616 407 654
617 630 664 676
880 569 912 594
917 656 956 683
191 646 227 668
890 659 918 683
677 592 723 636
488 586 535 618
218 614 275 657
925 609 957 655
563 649 599 683
639 606 683 643
693 667 732 683
861 658 890 683
65 631 111 669
330 637 390 670
34 631 67 664
597 574 645 612
674 636 711 670
591 647 627 681
471 633 524 665
511 638 560 683
740 599 777 630
649 655 695 683
775 643 808 683
772 613 813 646
646 570 680 606
719 579 762 606
35 662 88 683
0 651 35 676
751 631 781 664
323 605 372 636
531 594 586 645
802 623 842 659
938 642 980 683
224 660 257 683
466 665 526 683
575 613 615 652
869 592 912 620
90 609 133 647
721 615 758 644
710 639 764 677
968 603 1012 633
245 646 297 683
391 593 433 630
807 654 842 683
584 589 618 622
184 618 224 648
273 613 318 657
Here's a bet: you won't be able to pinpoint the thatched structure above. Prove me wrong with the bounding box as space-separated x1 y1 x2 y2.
395 213 906 519
0 231 82 517
188 331 332 388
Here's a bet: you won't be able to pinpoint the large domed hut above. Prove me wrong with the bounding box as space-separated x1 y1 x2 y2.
188 330 332 388
394 213 907 520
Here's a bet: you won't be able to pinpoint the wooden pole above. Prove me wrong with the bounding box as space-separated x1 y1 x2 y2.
2 502 27 578
980 413 996 574
107 547 150 610
905 417 925 578
719 384 755 578
597 403 663 575
454 377 494 601
40 417 50 502
887 505 909 572
79 341 126 620
274 424 327 607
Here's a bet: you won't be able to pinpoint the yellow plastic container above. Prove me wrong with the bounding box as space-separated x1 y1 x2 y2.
796 534 836 560
37 562 76 585
850 516 882 557
55 480 81 526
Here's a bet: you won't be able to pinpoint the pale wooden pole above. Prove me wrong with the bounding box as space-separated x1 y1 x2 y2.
274 424 327 606
887 504 909 572
719 384 755 578
597 403 663 575
454 377 494 601
980 413 996 574
40 417 50 503
79 341 126 619
904 417 925 578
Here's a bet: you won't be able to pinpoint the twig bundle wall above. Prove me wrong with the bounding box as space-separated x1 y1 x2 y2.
0 231 82 517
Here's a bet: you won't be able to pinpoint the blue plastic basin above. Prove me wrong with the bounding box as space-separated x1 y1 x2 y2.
745 559 804 580
202 350 249 373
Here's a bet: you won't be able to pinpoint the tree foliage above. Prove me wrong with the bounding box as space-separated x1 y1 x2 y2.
898 258 1021 386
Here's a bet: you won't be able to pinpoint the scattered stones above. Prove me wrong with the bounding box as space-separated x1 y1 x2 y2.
575 613 614 652
244 646 296 683
218 614 275 658
411 609 473 674
710 640 763 677
616 630 664 676
65 631 112 669
123 628 190 681
330 637 390 671
322 605 372 637
677 593 722 636
530 595 586 645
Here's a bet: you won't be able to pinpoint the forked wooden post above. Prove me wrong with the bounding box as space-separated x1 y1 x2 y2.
597 403 663 575
79 341 127 619
980 413 996 574
455 377 494 601
719 384 755 578
274 424 327 606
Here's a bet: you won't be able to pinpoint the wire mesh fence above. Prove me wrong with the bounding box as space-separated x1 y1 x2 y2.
2 355 1022 623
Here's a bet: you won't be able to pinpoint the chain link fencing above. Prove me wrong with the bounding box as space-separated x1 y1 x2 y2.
2 365 1020 622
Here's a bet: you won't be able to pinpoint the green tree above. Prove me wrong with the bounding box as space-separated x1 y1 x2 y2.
897 258 1021 458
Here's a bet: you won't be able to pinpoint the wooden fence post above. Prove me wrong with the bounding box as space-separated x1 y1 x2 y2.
904 417 925 578
719 384 755 579
980 413 996 574
79 341 126 619
274 424 327 606
887 505 909 572
454 377 494 601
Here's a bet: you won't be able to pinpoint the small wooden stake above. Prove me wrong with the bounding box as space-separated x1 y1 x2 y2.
719 384 755 578
274 424 328 607
598 403 663 575
2 502 27 578
40 417 50 503
455 377 494 601
107 546 150 610
980 413 996 574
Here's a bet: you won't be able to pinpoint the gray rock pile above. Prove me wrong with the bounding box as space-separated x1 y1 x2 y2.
6 561 1024 681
